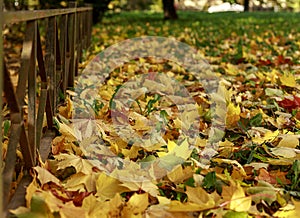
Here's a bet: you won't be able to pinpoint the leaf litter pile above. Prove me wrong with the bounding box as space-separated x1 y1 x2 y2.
10 12 300 217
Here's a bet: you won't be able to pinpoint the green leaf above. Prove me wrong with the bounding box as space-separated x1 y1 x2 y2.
202 172 216 191
109 85 122 109
3 120 10 137
160 110 169 124
265 88 284 97
250 113 262 127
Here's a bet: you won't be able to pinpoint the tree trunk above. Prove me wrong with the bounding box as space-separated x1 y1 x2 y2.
162 0 178 20
244 0 250 11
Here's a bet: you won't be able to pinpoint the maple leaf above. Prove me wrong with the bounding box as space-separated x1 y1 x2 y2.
122 193 149 217
280 72 297 88
121 180 159 197
278 95 300 111
167 165 193 183
63 172 98 192
54 153 94 174
186 186 215 207
95 172 129 201
33 166 61 187
82 195 108 218
54 117 77 141
82 194 124 218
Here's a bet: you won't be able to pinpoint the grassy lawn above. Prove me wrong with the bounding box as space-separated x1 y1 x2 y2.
90 11 300 60
12 11 300 218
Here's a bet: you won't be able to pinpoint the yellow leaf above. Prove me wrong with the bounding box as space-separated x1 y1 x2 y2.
25 179 38 207
225 63 239 76
273 198 300 218
9 207 30 216
54 153 94 174
280 72 296 88
157 196 171 205
173 139 192 160
222 182 237 201
95 172 129 201
167 140 177 152
270 147 296 158
33 166 61 186
121 180 159 197
107 194 124 217
82 195 108 218
194 137 207 148
278 134 300 148
122 146 140 159
59 202 86 218
229 183 252 212
52 136 82 156
186 186 215 207
267 69 279 84
146 205 193 218
219 140 234 148
167 165 193 183
54 117 77 141
251 128 279 144
58 96 73 119
122 193 149 217
168 200 214 212
64 172 98 192
226 102 240 128
128 193 149 213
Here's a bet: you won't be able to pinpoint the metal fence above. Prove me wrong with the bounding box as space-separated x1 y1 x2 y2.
0 3 93 216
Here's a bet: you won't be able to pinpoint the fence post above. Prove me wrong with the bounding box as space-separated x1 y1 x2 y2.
68 2 77 87
0 0 4 217
27 20 37 166
45 16 57 113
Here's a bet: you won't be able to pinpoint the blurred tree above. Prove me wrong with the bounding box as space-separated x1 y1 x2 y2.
85 0 111 23
163 0 177 19
244 0 249 11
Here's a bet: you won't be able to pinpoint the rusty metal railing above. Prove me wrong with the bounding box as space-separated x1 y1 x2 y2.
0 3 93 216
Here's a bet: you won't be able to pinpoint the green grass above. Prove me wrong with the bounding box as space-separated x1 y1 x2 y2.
91 11 300 65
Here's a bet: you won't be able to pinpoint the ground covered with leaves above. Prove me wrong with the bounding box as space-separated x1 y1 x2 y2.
11 11 300 217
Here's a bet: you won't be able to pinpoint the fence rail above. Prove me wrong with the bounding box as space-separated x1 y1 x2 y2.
0 3 93 217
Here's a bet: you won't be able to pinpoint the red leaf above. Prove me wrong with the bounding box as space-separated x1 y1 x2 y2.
276 55 292 66
255 168 290 185
278 96 300 111
51 189 72 203
73 192 91 207
258 59 272 66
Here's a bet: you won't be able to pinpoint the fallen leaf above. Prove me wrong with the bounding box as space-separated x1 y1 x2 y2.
33 166 61 187
280 72 297 88
95 172 129 201
122 193 149 217
277 134 300 148
229 183 252 212
186 186 215 207
54 153 94 174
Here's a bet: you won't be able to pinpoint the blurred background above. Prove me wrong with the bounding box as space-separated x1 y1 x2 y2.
3 0 300 12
